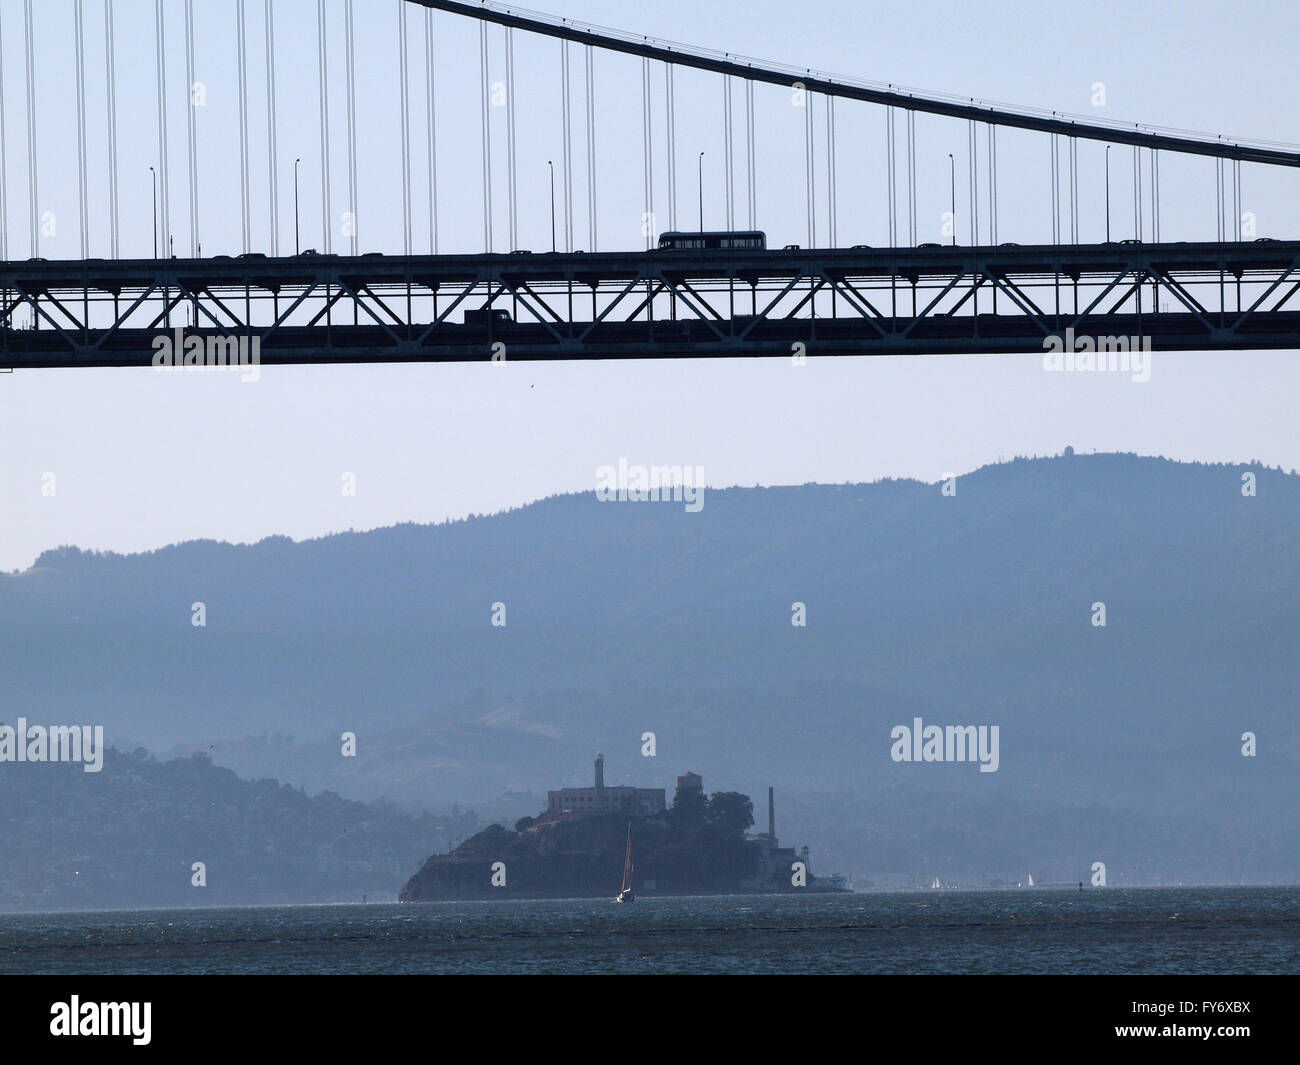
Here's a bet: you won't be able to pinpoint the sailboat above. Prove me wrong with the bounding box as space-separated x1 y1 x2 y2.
1027 873 1035 887
930 877 941 890
616 822 635 903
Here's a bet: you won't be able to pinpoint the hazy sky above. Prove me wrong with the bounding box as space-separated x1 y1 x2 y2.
1 0 1298 570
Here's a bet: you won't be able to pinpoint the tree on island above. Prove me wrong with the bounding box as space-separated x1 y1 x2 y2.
706 792 754 836
670 784 708 830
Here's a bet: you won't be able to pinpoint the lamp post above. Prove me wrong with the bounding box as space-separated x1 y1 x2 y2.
294 158 302 255
547 160 556 252
948 153 956 246
1105 145 1111 242
698 152 705 232
149 166 157 258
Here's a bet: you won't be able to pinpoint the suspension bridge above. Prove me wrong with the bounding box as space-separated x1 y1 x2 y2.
0 0 1296 370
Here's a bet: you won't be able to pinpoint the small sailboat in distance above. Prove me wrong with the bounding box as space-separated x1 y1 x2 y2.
616 822 635 903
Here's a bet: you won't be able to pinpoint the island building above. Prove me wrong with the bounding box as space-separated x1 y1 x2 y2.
739 785 805 891
546 753 666 818
541 758 846 891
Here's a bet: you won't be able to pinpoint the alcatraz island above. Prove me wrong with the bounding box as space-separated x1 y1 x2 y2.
399 755 846 900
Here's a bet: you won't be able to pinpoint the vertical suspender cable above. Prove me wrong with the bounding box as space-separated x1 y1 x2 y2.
425 10 438 254
967 120 975 246
24 0 36 258
827 96 836 247
75 0 89 259
886 108 895 246
1050 135 1058 244
479 21 491 252
562 42 572 251
345 0 358 254
1215 157 1223 242
504 27 514 249
804 91 814 246
0 5 8 262
317 0 331 253
237 0 249 252
1134 146 1142 241
585 45 596 252
510 28 519 250
1233 159 1241 241
665 65 675 232
1154 150 1161 243
746 79 755 231
1133 146 1144 240
399 4 412 255
990 124 998 244
640 58 651 248
1138 147 1144 241
986 124 993 245
1070 137 1078 243
906 110 915 246
185 0 198 256
646 57 653 246
105 0 119 257
156 0 169 254
723 75 733 231
265 0 278 255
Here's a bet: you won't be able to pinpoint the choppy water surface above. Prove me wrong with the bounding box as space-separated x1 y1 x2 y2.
1 887 1295 974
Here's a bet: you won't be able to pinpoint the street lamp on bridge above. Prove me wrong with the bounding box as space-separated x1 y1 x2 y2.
1105 146 1111 243
948 153 955 246
547 160 556 253
698 152 705 232
148 166 157 259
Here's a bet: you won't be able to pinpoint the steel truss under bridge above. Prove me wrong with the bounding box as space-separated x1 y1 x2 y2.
1 241 1298 369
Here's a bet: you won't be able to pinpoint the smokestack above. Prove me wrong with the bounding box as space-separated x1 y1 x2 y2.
595 753 605 792
768 786 775 839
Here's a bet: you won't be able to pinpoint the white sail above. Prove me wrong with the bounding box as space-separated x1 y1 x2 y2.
616 823 635 901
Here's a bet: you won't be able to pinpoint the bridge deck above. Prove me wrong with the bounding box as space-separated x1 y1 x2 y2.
2 242 1297 367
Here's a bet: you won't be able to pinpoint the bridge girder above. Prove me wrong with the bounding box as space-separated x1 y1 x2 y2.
1 242 1298 368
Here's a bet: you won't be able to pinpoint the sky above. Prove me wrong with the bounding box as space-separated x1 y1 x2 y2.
1 0 1298 571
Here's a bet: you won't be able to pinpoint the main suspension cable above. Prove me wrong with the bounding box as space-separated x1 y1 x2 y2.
317 0 331 253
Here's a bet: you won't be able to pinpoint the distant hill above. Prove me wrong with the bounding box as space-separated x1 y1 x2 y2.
0 748 477 912
2 452 1298 885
